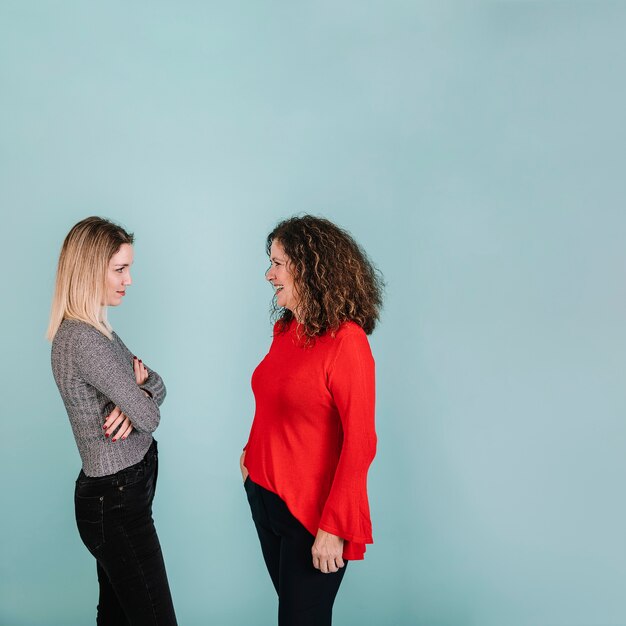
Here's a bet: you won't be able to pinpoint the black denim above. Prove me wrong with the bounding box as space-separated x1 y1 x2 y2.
244 477 347 626
74 440 177 626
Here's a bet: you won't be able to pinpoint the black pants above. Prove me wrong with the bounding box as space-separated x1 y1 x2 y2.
245 477 347 626
74 440 177 626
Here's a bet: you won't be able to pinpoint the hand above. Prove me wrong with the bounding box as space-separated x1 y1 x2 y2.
103 406 134 442
133 356 149 385
312 529 345 573
240 451 249 482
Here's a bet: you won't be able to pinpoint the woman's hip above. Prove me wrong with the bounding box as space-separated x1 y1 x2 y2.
74 441 159 551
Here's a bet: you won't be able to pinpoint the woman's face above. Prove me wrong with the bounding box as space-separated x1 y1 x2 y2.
266 240 299 314
105 244 134 306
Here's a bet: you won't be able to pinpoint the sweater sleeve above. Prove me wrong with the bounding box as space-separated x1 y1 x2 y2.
74 327 162 433
113 332 167 406
319 328 377 544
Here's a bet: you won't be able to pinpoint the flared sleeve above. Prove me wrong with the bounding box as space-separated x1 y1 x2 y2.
319 328 377 547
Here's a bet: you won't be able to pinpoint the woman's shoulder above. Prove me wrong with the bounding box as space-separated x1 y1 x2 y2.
323 321 371 354
337 321 374 354
54 319 110 349
335 320 368 340
324 322 374 373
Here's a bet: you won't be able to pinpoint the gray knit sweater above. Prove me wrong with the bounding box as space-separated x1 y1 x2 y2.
51 319 166 477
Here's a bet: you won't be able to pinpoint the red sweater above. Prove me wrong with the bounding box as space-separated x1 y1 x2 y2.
244 320 377 560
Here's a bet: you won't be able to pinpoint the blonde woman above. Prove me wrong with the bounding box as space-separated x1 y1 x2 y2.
48 217 177 626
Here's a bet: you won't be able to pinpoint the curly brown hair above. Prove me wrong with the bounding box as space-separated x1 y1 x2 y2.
267 215 384 338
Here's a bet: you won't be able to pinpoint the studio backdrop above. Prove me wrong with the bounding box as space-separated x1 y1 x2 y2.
2 2 626 625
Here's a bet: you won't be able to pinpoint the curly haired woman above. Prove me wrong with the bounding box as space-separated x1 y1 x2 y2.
240 215 384 626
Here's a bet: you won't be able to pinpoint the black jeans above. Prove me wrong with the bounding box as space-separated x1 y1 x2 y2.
74 440 177 626
244 477 347 626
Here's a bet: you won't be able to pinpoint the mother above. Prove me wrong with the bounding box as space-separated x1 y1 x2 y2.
241 215 383 625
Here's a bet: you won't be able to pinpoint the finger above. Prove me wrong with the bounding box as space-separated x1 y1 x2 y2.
119 423 133 440
105 412 125 438
312 555 321 571
103 405 121 427
112 415 131 441
111 418 124 442
116 417 133 441
135 359 146 384
103 406 122 431
336 556 345 569
140 361 148 384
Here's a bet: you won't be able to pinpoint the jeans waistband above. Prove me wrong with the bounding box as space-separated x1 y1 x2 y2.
77 439 157 485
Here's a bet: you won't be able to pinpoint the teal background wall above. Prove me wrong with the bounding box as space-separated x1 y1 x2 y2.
2 2 626 624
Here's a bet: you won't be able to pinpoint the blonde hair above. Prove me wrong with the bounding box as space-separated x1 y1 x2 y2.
47 217 134 341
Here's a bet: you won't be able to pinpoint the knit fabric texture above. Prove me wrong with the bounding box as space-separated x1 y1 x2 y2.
51 319 166 477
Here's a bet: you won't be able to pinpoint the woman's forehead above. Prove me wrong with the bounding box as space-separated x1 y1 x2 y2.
110 243 134 265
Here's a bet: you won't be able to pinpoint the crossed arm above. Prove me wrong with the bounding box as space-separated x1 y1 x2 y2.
103 357 150 441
